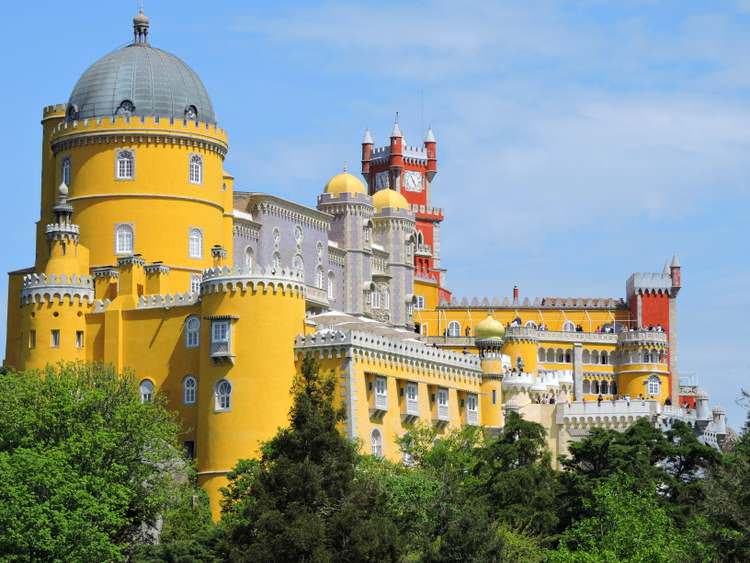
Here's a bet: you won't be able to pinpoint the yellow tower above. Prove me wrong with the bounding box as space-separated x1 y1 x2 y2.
475 315 506 431
615 330 670 402
196 266 307 517
18 183 93 370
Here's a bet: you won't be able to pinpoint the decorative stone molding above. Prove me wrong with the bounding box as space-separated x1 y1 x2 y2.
557 400 659 427
91 266 119 279
138 292 197 309
440 296 626 310
295 330 483 379
201 265 306 297
252 199 331 232
616 330 668 345
117 255 145 267
144 263 170 275
21 273 95 305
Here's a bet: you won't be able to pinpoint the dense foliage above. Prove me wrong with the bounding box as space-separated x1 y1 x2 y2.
0 363 198 561
1 360 748 562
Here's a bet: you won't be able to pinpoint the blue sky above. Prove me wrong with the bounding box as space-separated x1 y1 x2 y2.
1 1 748 427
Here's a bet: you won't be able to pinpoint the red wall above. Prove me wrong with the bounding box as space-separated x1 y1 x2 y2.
640 291 670 330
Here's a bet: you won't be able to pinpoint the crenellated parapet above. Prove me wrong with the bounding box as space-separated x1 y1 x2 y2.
21 273 94 305
138 292 197 309
295 329 482 379
201 265 306 297
45 222 80 242
439 295 626 310
49 114 229 156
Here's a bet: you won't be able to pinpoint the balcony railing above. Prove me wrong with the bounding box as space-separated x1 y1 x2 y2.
617 329 668 345
405 397 419 417
305 285 329 306
374 392 388 412
423 335 474 347
415 244 432 257
211 340 232 359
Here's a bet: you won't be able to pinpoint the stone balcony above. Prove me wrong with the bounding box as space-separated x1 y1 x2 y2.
616 329 668 345
505 326 618 344
305 285 329 307
423 335 474 347
557 399 660 425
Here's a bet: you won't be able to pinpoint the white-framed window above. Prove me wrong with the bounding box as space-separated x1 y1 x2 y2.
538 348 546 362
601 351 608 365
183 375 197 404
647 375 661 396
115 224 134 255
188 228 203 258
372 291 381 309
245 247 254 272
316 267 324 289
215 379 231 411
382 288 390 309
75 330 84 349
140 379 154 403
466 393 479 425
562 321 575 332
436 388 449 419
406 303 413 317
592 350 600 364
327 272 335 300
374 376 388 410
583 380 591 394
50 329 60 348
190 274 201 295
546 349 555 362
371 428 383 457
556 348 564 363
211 320 231 356
415 295 425 310
185 316 200 348
293 254 304 271
419 323 428 336
61 157 71 186
583 349 591 364
115 149 134 180
28 330 36 349
447 321 461 337
189 154 203 184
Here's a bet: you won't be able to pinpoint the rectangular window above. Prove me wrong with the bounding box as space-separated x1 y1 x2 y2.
75 331 84 349
466 393 479 426
190 274 201 295
183 440 195 460
415 296 425 310
419 323 428 336
405 382 419 416
50 329 60 348
492 389 496 404
211 320 231 357
436 388 449 420
374 376 387 411
28 330 36 349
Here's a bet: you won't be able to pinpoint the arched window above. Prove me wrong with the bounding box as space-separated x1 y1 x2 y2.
556 348 564 363
293 254 304 272
115 99 135 116
371 291 381 309
185 105 198 120
611 382 618 395
592 350 600 365
538 348 546 362
185 316 200 348
382 288 390 309
189 154 203 184
139 379 154 403
116 149 134 180
244 246 254 272
525 320 538 329
583 380 591 394
600 351 608 365
546 349 555 363
188 228 203 258
190 274 201 295
316 267 324 289
115 224 134 255
562 321 575 332
417 231 424 246
447 321 461 337
327 272 335 300
643 350 651 363
583 349 591 364
272 252 281 272
215 379 232 411
371 429 383 457
592 380 600 394
564 349 572 363
183 376 197 405
61 157 71 186
647 376 661 396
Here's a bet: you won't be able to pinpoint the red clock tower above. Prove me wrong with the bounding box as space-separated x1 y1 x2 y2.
361 117 450 301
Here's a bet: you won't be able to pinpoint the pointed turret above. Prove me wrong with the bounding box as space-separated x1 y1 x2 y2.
388 114 404 189
670 253 681 292
424 126 437 182
361 128 373 186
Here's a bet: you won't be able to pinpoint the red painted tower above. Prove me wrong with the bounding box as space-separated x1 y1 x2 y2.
361 117 448 299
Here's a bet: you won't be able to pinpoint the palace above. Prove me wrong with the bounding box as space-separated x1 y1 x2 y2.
3 11 727 517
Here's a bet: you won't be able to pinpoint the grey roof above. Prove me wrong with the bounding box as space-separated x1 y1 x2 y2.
67 43 216 124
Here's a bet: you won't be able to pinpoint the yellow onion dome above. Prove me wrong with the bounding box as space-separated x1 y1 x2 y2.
373 188 409 212
475 315 505 340
324 172 366 196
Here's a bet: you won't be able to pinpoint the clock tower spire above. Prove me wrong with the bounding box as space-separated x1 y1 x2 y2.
359 118 448 298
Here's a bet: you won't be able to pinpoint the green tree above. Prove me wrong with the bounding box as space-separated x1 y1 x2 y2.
0 362 188 561
699 408 750 561
549 475 709 563
219 356 401 562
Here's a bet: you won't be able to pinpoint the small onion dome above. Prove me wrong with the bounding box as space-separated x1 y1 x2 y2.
475 315 505 340
373 188 409 211
324 172 366 196
133 10 150 25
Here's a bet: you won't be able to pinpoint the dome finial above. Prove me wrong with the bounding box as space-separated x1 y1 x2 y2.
133 3 150 45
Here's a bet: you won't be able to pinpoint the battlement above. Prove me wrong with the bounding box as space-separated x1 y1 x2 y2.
45 222 80 239
439 295 625 310
43 104 67 118
201 265 306 296
138 292 197 309
49 113 229 147
295 329 482 377
21 273 94 305
617 329 668 346
626 272 672 295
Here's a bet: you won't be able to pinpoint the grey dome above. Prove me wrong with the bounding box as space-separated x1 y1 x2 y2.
67 43 216 124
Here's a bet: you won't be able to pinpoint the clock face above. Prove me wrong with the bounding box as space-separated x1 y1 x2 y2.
404 171 423 192
375 171 390 190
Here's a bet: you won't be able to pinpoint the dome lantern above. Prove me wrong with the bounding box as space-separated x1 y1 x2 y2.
133 9 150 44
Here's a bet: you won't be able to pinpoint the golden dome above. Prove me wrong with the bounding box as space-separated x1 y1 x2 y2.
324 172 366 196
475 315 505 339
373 188 409 211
